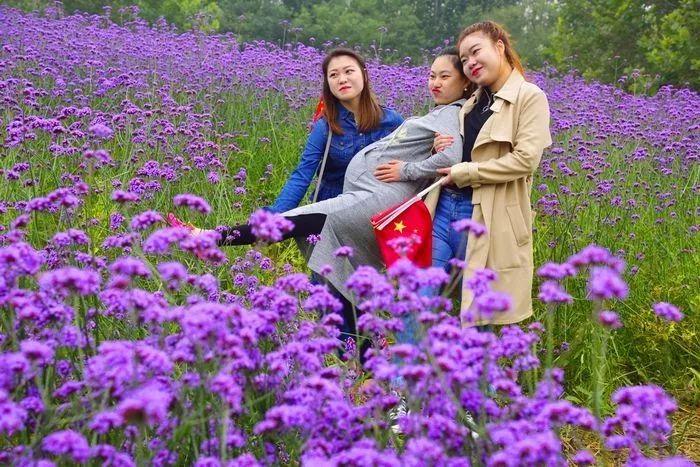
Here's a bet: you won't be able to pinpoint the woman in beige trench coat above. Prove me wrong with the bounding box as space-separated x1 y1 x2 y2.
375 21 552 327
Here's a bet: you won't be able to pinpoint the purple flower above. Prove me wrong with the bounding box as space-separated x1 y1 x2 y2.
0 241 44 276
38 267 101 296
53 381 84 399
195 457 222 467
537 261 577 279
568 244 625 273
598 310 623 329
89 123 113 139
572 450 595 465
116 385 172 427
451 218 487 237
587 267 629 300
109 256 151 278
111 190 140 203
42 429 90 463
652 302 683 322
12 214 30 229
20 340 54 366
464 268 498 296
346 266 393 300
538 280 573 304
333 246 354 258
474 290 512 317
173 193 211 214
142 227 191 255
89 411 122 434
488 431 564 466
0 393 27 435
603 385 677 453
248 209 293 243
210 373 243 412
627 456 695 467
20 396 45 414
157 261 188 287
130 210 163 231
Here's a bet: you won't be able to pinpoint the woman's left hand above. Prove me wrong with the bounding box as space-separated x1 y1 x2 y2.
374 160 404 182
437 167 453 185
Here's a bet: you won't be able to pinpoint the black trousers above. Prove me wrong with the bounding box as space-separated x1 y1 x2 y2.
217 213 370 362
217 213 327 246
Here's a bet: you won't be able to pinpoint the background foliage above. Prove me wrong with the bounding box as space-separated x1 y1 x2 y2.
4 0 699 91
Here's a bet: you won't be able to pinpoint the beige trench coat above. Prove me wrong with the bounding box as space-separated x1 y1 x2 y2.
425 69 553 326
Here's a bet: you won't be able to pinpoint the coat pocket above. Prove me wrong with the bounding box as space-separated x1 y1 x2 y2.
506 205 530 247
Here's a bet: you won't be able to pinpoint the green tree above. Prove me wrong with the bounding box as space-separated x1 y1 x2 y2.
407 0 519 46
293 0 427 60
138 0 222 31
548 0 653 84
217 0 292 44
641 0 699 88
546 0 699 89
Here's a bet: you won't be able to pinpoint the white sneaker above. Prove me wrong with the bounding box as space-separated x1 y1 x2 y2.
388 391 409 434
464 411 480 440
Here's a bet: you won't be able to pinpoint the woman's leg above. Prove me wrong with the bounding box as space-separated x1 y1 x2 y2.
391 194 455 391
394 194 452 352
432 194 457 272
323 281 371 364
218 213 327 246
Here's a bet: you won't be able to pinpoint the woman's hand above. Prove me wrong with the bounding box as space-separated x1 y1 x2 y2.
437 167 453 185
433 132 454 153
374 160 405 182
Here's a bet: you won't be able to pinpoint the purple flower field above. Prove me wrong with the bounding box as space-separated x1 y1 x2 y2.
1 6 698 466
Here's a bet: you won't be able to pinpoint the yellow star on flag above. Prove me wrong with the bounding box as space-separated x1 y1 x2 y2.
393 220 406 233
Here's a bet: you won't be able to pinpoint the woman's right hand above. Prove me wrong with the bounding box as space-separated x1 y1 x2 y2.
433 132 454 153
167 212 201 235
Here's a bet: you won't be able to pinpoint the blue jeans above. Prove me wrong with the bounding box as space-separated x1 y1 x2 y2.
395 188 474 347
432 188 474 273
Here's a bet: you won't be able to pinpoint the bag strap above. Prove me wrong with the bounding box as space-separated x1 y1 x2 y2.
311 122 333 203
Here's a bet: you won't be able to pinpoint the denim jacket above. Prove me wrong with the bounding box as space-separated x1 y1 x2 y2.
268 105 403 213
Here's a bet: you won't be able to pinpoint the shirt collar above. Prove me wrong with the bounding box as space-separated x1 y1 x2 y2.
338 104 356 124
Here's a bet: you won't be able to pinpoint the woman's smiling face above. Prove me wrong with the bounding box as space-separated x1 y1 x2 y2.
459 31 504 88
429 55 468 105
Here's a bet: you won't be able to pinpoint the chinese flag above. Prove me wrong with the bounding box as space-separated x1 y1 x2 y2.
311 97 325 123
371 196 433 268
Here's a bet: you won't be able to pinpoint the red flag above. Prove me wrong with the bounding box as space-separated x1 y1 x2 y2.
311 97 325 123
371 196 433 268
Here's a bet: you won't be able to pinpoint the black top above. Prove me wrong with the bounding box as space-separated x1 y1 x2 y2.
462 88 495 163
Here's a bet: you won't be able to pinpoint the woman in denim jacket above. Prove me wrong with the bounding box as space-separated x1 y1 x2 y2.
267 48 403 213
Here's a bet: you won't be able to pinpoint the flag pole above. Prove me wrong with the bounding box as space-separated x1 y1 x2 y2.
415 177 446 200
375 177 447 230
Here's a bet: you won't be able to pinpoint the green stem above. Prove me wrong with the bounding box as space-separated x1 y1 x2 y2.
220 405 229 461
546 303 555 372
591 301 607 420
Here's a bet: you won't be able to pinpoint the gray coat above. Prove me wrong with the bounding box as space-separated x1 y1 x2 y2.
284 100 465 303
